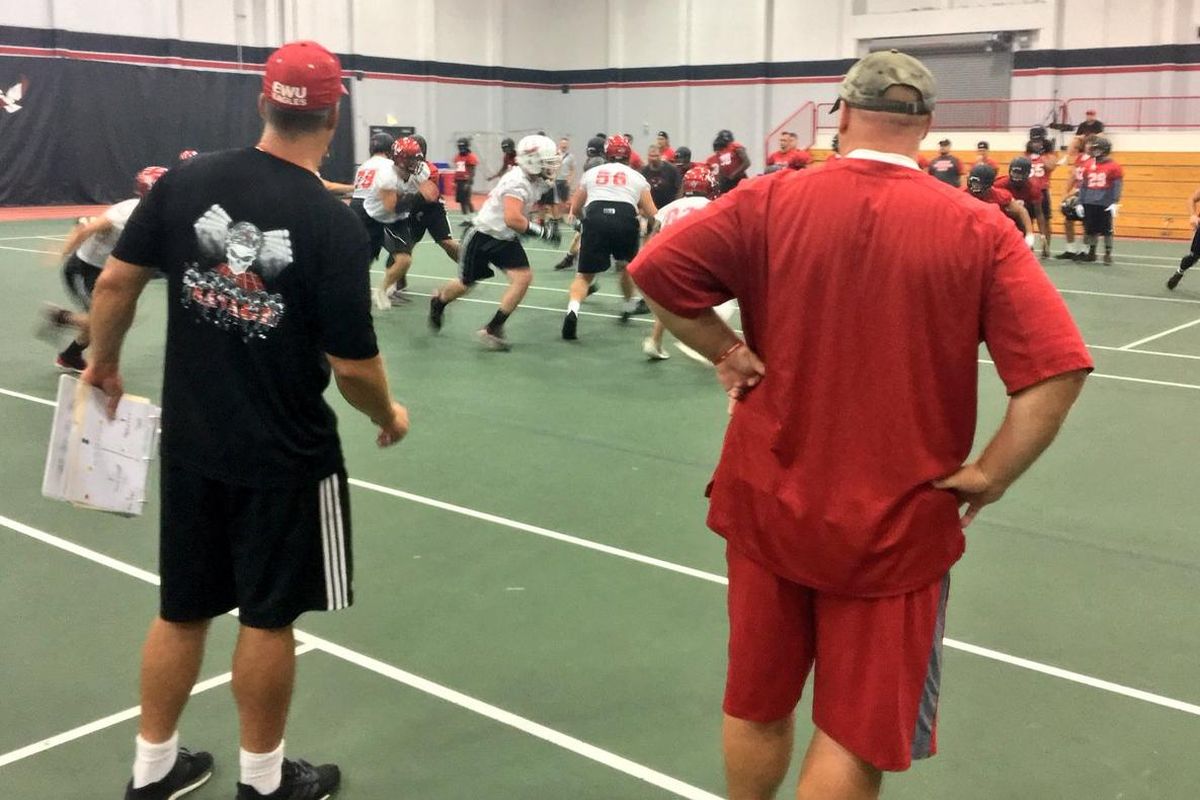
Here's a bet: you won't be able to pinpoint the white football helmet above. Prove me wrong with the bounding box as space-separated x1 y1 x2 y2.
515 134 561 179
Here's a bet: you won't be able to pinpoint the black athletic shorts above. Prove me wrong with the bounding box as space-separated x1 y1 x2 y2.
410 202 452 244
1040 189 1052 221
1082 203 1114 236
538 185 556 206
1190 226 1200 256
578 201 639 274
458 227 529 286
555 180 570 204
350 198 385 260
62 253 102 310
382 219 414 257
455 180 472 206
159 461 353 629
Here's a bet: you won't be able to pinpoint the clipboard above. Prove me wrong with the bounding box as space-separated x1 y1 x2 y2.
41 374 160 517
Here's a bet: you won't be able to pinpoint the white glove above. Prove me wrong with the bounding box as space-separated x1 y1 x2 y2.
1025 233 1037 250
1106 203 1119 218
414 161 432 182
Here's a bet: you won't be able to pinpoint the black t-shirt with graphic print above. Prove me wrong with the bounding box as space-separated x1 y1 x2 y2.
113 147 377 488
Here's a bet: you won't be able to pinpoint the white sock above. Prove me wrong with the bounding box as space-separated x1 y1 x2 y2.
132 731 179 788
567 299 580 314
623 297 639 313
240 741 285 795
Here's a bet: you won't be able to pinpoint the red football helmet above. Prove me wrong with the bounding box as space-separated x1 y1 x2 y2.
135 166 168 197
178 149 199 161
605 134 631 162
681 165 717 198
391 137 424 172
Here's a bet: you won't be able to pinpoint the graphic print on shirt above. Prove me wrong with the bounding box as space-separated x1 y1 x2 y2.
181 204 293 339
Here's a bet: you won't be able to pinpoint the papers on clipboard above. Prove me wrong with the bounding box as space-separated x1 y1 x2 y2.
42 374 160 516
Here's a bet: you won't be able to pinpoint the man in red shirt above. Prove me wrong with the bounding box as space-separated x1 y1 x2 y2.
706 129 751 192
974 140 998 170
765 132 811 173
630 50 1090 800
624 132 645 170
656 130 676 163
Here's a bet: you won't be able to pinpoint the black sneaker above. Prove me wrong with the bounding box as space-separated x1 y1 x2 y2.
1054 251 1076 260
124 747 214 800
630 298 650 315
553 254 575 271
1082 251 1097 263
428 295 445 331
1102 253 1113 265
1168 271 1184 290
562 310 578 340
55 349 87 373
586 282 599 297
236 758 340 800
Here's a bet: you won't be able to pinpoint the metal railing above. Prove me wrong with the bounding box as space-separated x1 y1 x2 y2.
1063 97 1200 130
815 98 1066 132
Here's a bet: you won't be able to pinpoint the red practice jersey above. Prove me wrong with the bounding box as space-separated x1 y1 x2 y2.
630 156 1091 596
994 176 1041 210
1028 154 1051 193
453 152 479 183
708 142 747 179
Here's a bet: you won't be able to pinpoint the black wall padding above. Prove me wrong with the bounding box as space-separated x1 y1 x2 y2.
0 56 355 206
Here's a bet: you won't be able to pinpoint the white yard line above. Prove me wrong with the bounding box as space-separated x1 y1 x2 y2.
0 644 317 768
0 514 723 800
1118 317 1200 350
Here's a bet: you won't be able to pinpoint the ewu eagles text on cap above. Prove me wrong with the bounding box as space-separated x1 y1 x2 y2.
262 40 349 110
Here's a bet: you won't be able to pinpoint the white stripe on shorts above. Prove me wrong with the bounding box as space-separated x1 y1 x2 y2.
319 474 348 610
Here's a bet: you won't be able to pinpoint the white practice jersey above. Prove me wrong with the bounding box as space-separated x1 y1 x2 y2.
362 161 403 223
472 168 548 241
76 198 140 268
579 162 649 209
351 155 393 201
654 195 710 231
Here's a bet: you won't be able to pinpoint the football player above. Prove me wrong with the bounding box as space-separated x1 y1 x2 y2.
371 137 440 309
349 132 395 264
672 145 694 176
1168 186 1200 289
453 136 480 221
641 165 721 360
705 129 751 192
486 137 518 181
965 163 1036 246
623 133 645 170
1025 136 1059 257
409 134 461 264
428 134 562 350
1078 136 1123 264
563 134 657 340
994 157 1048 249
40 166 167 371
1056 135 1092 260
554 136 607 272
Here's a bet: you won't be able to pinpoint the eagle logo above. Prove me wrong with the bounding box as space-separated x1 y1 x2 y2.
0 76 28 114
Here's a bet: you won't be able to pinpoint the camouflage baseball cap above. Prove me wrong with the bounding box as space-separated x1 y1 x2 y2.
831 49 936 115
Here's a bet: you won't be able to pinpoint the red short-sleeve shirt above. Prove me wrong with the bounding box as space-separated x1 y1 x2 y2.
453 152 479 182
994 176 1040 209
629 153 1092 597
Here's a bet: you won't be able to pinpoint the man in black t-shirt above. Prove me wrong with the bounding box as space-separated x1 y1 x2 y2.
641 144 680 210
1076 109 1104 136
85 41 408 800
928 138 964 187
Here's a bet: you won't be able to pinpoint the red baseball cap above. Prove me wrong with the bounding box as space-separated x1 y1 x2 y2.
262 40 348 110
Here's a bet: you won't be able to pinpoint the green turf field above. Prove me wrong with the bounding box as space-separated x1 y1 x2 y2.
1 215 1198 799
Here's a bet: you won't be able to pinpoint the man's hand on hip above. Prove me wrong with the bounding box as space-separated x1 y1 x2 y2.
932 463 1005 527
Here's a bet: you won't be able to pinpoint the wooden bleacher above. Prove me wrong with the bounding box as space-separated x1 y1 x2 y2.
807 149 1200 240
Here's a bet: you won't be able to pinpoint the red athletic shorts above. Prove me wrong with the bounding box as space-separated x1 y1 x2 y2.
723 544 950 772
